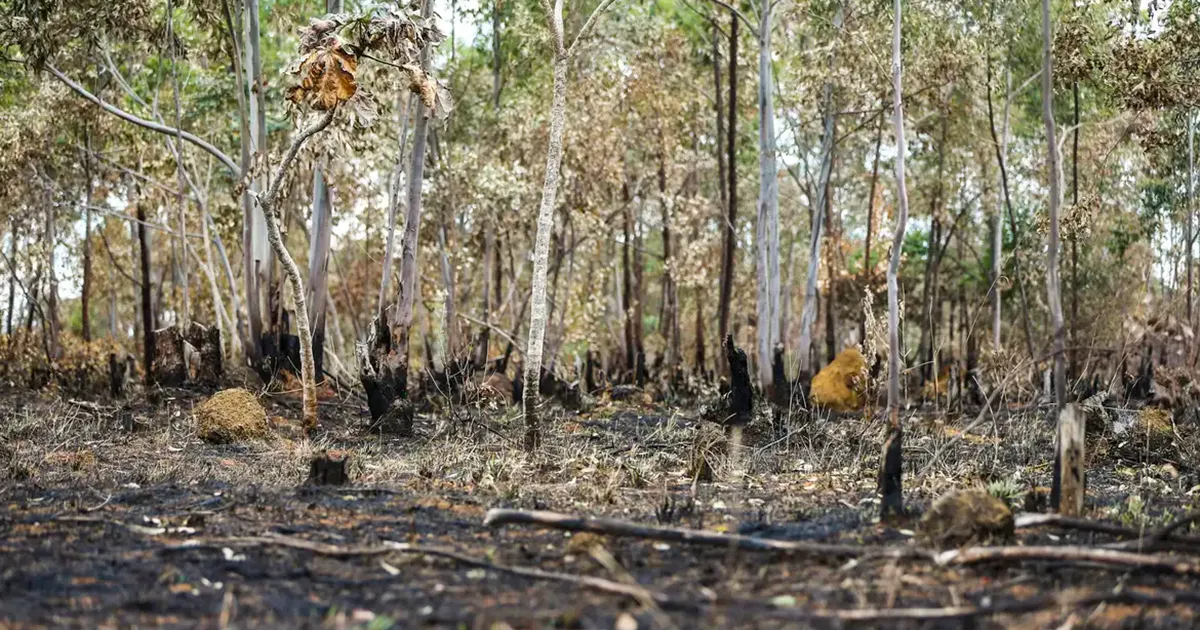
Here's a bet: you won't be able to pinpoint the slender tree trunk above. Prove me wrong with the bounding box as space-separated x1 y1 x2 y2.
918 113 948 384
1070 80 1080 379
754 1 780 391
1041 0 1066 411
43 188 60 359
797 2 843 385
5 223 14 335
716 11 737 377
81 129 94 342
307 162 333 375
622 183 634 373
521 0 615 448
492 0 503 108
168 0 190 329
524 48 568 449
243 0 268 362
259 110 336 430
379 95 415 319
986 53 1037 361
660 155 680 376
1186 108 1195 330
824 172 839 364
137 202 154 383
881 0 910 520
394 3 435 395
860 105 884 345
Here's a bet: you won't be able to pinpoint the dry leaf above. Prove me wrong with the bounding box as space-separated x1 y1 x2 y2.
288 45 359 111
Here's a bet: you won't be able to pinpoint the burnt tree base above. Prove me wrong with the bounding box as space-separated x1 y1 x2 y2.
724 334 753 426
359 315 412 436
307 451 351 485
150 323 222 388
879 420 904 521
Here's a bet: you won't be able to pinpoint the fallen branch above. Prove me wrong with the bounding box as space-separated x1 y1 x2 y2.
1015 512 1200 552
164 534 679 606
484 508 925 559
1014 512 1149 538
756 587 1200 623
937 545 1200 575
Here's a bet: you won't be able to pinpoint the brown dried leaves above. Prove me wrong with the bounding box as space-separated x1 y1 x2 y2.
287 44 359 111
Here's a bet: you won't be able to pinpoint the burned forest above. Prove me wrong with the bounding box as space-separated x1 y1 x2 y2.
2 0 1200 627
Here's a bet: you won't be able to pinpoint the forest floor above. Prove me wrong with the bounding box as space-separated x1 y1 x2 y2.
2 380 1200 629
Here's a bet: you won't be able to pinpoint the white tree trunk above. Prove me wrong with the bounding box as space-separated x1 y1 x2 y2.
993 65 1012 350
1041 0 1065 409
523 50 568 450
755 4 780 390
796 2 842 383
881 0 911 519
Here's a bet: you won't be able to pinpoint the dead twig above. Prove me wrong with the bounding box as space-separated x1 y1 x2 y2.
484 508 927 559
1015 513 1200 552
937 545 1200 575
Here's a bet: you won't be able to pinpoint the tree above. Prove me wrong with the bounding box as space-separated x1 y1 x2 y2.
522 0 618 451
880 0 910 521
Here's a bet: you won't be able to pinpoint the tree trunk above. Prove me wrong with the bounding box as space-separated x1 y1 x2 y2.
5 223 14 335
824 176 838 364
1070 80 1080 380
168 0 190 330
917 113 948 384
881 0 910 521
1041 0 1065 412
43 188 60 360
660 155 680 377
137 202 155 384
492 0 503 108
1187 108 1194 332
860 104 884 346
307 161 333 380
259 110 336 431
797 2 843 386
523 46 568 450
242 0 268 363
379 94 414 319
717 10 738 377
986 53 1037 361
81 129 94 342
754 1 780 392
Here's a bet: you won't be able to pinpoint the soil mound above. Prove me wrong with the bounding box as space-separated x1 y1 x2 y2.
810 348 867 412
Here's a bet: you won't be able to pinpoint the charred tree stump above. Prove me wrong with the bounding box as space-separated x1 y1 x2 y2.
307 450 350 485
585 350 597 393
108 352 129 398
770 344 788 408
879 421 904 521
187 322 223 386
724 334 753 426
1050 403 1085 516
359 316 412 436
151 326 187 387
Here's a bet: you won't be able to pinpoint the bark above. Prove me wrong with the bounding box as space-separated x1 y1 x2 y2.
660 155 680 376
5 223 14 335
524 51 568 450
860 106 884 345
824 178 838 365
622 183 635 372
222 0 257 359
81 129 94 342
917 113 948 384
492 0 503 108
1187 109 1195 330
797 2 843 385
245 0 270 359
257 109 336 431
379 94 415 318
137 202 155 384
716 10 738 376
168 0 190 329
307 162 333 349
985 55 1037 361
521 0 617 449
881 0 910 520
754 0 780 392
43 183 60 360
1070 81 1080 377
1041 0 1066 412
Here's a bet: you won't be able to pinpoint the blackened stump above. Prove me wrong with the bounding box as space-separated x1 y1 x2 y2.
880 420 904 520
307 451 350 485
724 334 753 426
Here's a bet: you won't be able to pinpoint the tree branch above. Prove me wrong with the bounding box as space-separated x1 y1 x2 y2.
567 0 622 56
46 64 239 174
701 0 760 39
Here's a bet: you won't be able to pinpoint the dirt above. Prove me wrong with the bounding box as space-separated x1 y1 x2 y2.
2 385 1200 628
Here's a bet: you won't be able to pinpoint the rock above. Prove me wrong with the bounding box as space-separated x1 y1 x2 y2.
917 489 1014 550
195 388 269 443
810 348 867 412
